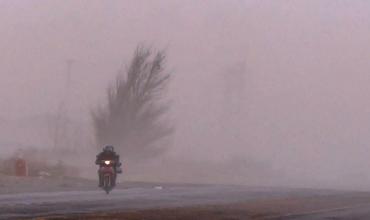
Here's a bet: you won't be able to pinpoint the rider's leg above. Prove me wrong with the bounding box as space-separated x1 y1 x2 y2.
112 168 117 187
98 170 103 187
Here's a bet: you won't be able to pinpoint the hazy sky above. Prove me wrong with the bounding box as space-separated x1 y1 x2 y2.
0 0 247 119
1 0 370 188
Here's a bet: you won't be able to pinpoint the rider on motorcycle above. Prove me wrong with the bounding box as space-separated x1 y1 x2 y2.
95 145 122 187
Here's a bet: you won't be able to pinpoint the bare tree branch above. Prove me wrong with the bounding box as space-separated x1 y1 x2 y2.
92 46 173 160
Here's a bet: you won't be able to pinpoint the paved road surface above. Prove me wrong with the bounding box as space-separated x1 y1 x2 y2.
1 185 369 219
280 203 370 219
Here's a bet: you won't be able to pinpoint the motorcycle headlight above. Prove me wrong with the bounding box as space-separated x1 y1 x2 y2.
104 160 111 165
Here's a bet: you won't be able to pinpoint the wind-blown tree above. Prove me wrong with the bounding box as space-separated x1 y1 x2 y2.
92 46 173 160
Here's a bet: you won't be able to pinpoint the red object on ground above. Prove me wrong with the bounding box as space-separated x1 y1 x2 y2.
15 158 28 176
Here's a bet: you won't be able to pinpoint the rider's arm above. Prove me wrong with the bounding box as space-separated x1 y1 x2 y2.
116 154 121 165
95 154 100 165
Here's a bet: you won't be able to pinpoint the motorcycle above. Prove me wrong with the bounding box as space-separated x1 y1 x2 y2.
98 160 116 194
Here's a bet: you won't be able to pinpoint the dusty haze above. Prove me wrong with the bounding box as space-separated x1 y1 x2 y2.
1 0 370 190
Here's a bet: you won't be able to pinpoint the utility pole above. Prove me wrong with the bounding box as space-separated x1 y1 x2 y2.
65 59 75 99
220 61 246 156
51 59 75 152
223 61 245 114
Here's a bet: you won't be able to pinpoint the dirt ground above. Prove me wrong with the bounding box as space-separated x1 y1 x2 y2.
0 174 188 194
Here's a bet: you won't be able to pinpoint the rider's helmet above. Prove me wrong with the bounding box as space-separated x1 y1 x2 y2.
103 145 114 153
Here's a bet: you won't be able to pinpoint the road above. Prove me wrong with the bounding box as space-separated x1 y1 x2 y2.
279 204 370 219
1 185 370 219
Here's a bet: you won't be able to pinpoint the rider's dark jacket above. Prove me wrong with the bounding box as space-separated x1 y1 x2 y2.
95 151 120 166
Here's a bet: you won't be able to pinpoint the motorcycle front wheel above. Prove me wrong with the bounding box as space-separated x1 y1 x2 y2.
103 175 111 194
